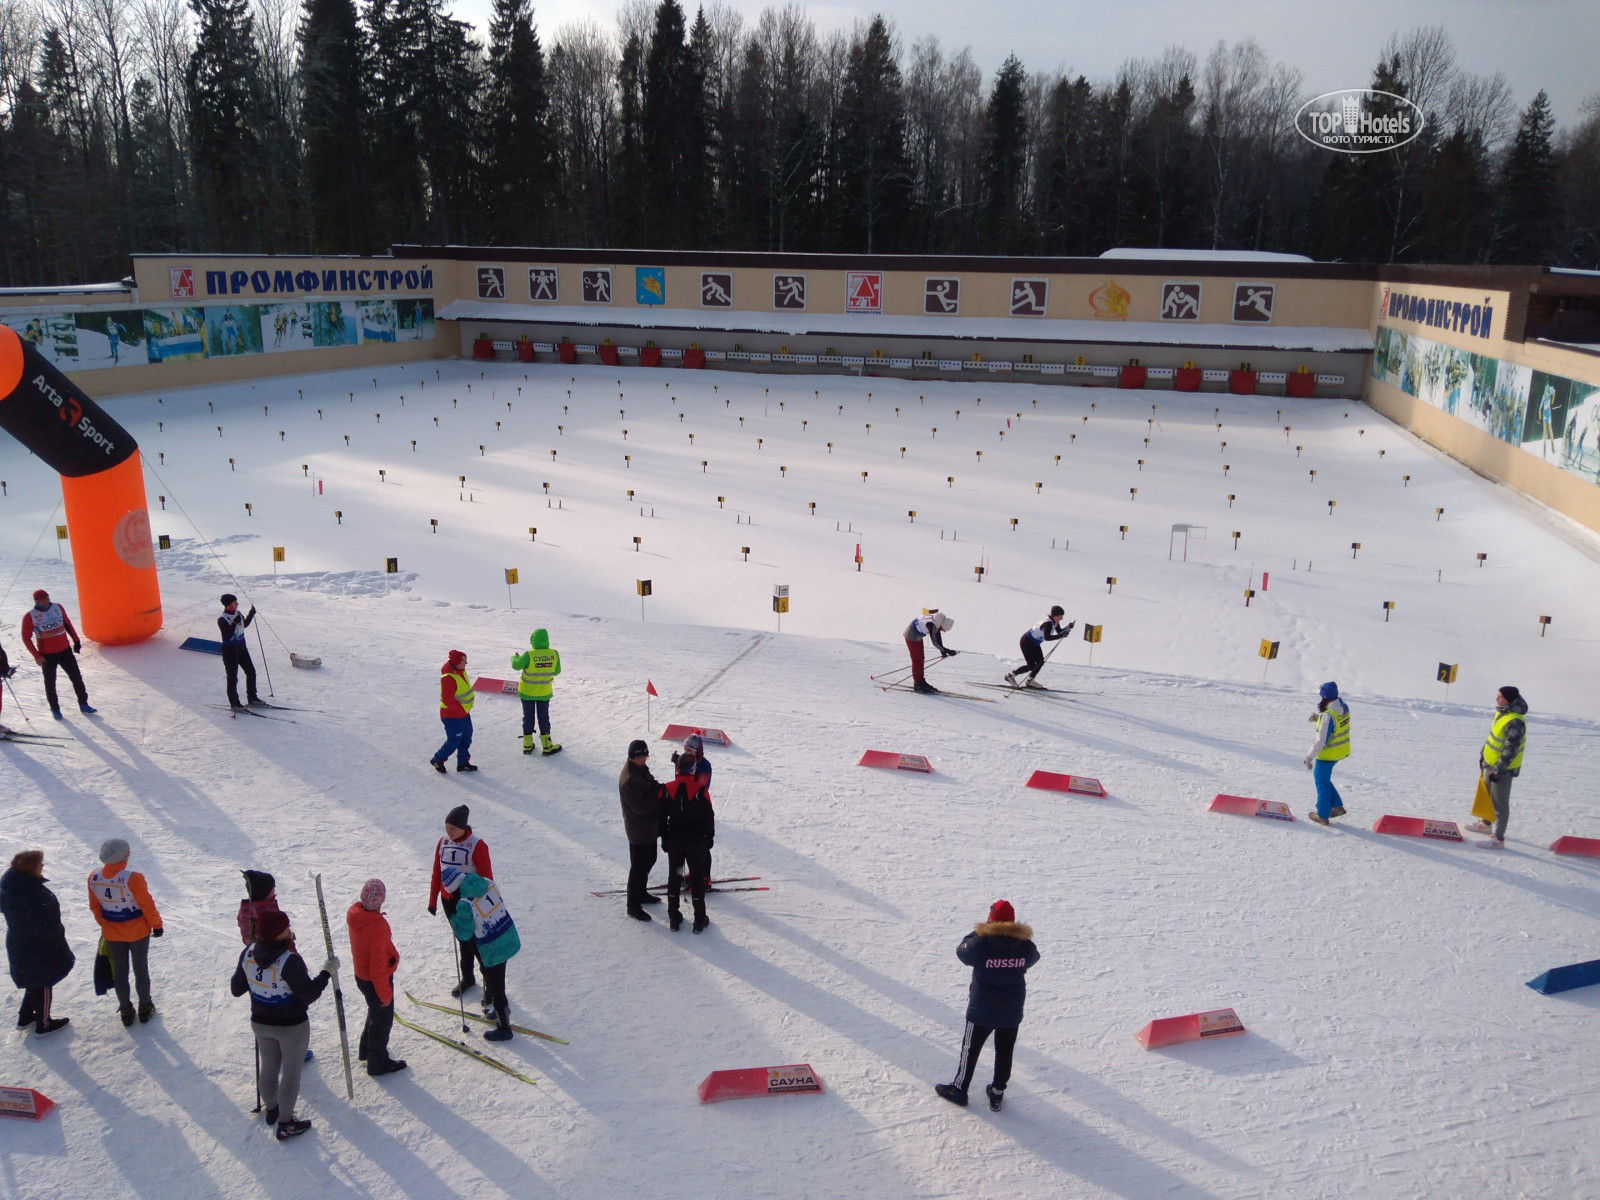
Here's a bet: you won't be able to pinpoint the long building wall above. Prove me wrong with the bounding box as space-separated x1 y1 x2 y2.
5 249 1599 535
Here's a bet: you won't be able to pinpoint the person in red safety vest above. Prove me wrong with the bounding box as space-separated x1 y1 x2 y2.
430 650 477 773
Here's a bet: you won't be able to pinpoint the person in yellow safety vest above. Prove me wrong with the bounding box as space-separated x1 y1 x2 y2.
430 650 477 774
1303 681 1350 825
1472 685 1527 847
511 629 562 756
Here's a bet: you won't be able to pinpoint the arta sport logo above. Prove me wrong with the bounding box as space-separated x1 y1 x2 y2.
1295 89 1424 154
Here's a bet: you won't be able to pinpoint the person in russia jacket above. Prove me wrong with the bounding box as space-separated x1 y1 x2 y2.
2 849 75 1034
346 879 405 1076
659 758 715 933
430 649 477 773
87 837 163 1026
935 900 1040 1111
230 908 336 1140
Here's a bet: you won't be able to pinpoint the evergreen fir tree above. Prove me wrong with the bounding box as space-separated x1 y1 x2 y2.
301 0 369 252
979 55 1027 253
186 0 269 250
482 0 551 245
1493 89 1558 264
836 15 909 253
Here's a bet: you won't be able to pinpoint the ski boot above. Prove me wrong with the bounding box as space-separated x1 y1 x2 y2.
522 734 536 755
540 734 562 756
913 679 939 695
934 1083 969 1107
1023 677 1047 689
484 1007 513 1042
450 975 477 998
1003 671 1019 686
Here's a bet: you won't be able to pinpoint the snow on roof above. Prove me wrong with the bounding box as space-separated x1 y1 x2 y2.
435 301 1371 354
1099 248 1316 263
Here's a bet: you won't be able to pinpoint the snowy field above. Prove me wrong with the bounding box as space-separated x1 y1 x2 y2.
2 359 1598 1199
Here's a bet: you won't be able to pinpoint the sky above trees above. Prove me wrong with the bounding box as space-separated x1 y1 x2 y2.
459 0 1600 125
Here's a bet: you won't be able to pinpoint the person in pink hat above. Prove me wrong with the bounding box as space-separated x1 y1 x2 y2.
346 879 405 1077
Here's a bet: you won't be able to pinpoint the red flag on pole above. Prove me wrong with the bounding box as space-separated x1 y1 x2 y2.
646 681 658 697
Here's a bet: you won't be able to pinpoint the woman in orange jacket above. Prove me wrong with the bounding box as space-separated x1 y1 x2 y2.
346 879 405 1077
87 837 162 1026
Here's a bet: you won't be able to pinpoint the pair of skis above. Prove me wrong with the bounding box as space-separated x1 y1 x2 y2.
0 724 76 747
589 875 768 898
396 993 566 1086
209 702 308 723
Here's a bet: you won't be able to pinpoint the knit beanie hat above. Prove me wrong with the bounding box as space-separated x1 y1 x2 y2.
221 593 238 607
33 589 49 602
445 805 470 832
1497 685 1522 706
988 899 1015 924
447 649 467 667
359 879 386 911
683 733 703 754
628 739 650 758
256 910 290 941
99 837 130 865
242 869 275 902
1319 681 1339 701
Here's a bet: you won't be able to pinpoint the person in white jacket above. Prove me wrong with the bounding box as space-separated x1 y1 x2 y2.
1304 681 1351 825
903 611 956 694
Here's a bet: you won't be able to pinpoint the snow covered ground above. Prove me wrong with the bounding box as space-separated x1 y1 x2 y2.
1 360 1597 1199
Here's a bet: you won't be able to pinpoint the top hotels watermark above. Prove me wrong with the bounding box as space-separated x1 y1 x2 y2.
1295 89 1425 154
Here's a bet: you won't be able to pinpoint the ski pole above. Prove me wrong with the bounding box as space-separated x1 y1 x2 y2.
243 884 261 1114
3 674 31 725
446 910 469 1033
312 873 354 1100
254 619 275 698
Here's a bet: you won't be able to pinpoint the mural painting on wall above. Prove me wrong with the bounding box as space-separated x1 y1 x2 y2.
528 268 558 301
845 271 883 313
773 274 807 310
1011 279 1048 317
1087 279 1128 319
924 278 959 314
636 267 666 306
582 269 613 303
1161 282 1202 321
701 273 733 308
2 297 430 370
1373 325 1600 483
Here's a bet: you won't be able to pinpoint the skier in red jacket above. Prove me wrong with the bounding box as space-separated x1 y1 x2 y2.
21 590 94 717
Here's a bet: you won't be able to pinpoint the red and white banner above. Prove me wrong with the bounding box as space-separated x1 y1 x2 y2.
698 1063 824 1103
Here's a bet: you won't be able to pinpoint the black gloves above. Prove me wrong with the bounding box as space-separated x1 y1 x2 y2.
72 642 82 653
427 905 437 917
151 927 164 938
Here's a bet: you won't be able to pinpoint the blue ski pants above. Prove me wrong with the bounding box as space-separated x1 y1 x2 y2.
1313 758 1343 820
434 716 473 766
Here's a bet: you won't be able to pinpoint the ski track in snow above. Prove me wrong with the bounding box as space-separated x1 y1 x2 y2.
1 361 1597 1199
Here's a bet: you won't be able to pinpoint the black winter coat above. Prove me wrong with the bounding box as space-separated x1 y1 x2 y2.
660 774 715 852
956 921 1039 1028
619 760 664 846
2 867 76 991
